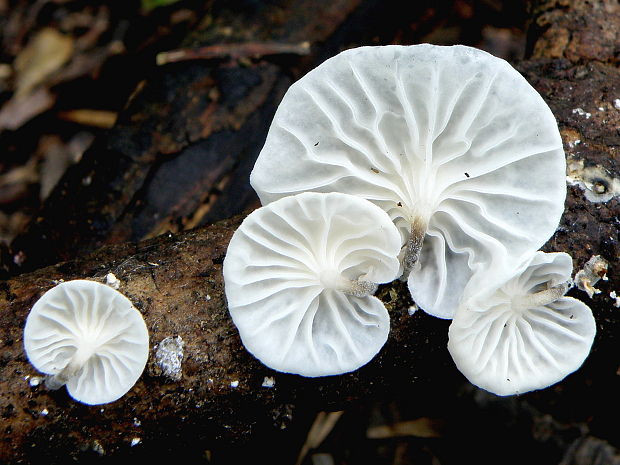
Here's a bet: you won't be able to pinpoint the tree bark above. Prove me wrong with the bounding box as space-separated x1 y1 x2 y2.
0 214 457 463
1 0 619 463
526 0 620 63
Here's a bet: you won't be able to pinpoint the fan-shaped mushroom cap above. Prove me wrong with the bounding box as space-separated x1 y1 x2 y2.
223 192 402 377
448 252 596 396
250 44 566 319
23 280 149 405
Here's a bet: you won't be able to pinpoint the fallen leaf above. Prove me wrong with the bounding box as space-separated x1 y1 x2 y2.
38 132 94 200
296 411 344 465
14 28 74 98
58 109 117 128
0 87 55 131
38 136 68 200
0 159 38 204
366 417 445 439
0 162 38 186
0 211 30 244
0 63 11 79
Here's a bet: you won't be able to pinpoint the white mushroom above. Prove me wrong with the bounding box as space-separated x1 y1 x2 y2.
250 44 566 319
448 251 596 396
223 192 402 377
23 280 149 405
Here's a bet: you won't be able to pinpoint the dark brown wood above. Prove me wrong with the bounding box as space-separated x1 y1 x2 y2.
1 59 620 457
526 0 620 63
0 214 455 463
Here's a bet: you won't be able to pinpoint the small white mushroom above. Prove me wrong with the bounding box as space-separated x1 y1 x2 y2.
250 44 566 319
448 252 596 396
223 192 402 376
23 280 149 405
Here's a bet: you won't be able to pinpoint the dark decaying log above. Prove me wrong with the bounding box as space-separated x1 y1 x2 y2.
7 0 444 275
0 214 457 463
526 0 620 63
1 0 620 463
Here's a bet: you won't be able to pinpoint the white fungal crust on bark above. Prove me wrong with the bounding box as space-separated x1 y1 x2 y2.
250 44 566 320
23 280 149 405
574 254 609 298
222 192 402 377
448 252 596 396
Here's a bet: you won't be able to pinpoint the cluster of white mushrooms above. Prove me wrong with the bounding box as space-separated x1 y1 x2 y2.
21 44 596 405
224 44 596 395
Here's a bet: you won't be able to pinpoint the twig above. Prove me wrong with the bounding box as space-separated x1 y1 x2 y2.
156 41 311 65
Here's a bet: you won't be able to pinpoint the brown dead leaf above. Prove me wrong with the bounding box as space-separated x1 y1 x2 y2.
14 28 74 98
0 63 11 93
38 132 94 200
0 211 29 244
38 135 69 200
296 411 344 465
58 109 117 128
0 87 55 131
366 417 444 439
310 453 335 465
0 63 11 80
0 158 39 204
51 46 119 86
0 162 38 186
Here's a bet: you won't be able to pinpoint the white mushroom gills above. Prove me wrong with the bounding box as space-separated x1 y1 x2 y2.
319 268 378 297
223 192 402 377
23 280 149 405
510 282 569 312
250 44 567 319
45 347 93 390
449 251 596 396
401 215 429 278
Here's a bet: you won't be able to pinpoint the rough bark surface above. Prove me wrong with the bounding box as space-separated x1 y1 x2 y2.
1 0 619 463
1 215 455 463
526 0 620 63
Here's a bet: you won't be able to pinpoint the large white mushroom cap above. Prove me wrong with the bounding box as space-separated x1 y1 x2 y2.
223 192 402 377
23 280 149 405
250 44 566 319
448 252 596 396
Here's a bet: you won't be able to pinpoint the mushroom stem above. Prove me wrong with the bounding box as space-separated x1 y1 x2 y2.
45 351 89 390
342 279 378 297
401 216 428 279
319 269 378 297
512 282 569 311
